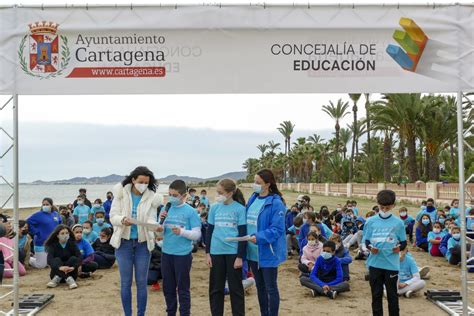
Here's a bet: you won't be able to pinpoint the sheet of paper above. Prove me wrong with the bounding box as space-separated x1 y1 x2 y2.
224 235 252 242
128 218 160 230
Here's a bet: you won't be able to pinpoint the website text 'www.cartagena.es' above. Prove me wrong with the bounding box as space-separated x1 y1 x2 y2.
67 66 166 78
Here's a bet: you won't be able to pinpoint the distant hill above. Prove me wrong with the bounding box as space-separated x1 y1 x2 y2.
30 171 247 185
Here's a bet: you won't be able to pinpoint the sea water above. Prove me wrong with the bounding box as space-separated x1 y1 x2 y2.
0 183 169 209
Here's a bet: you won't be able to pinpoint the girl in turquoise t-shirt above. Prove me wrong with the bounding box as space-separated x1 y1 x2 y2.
206 179 247 316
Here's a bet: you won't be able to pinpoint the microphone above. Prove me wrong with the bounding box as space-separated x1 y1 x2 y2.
159 202 171 225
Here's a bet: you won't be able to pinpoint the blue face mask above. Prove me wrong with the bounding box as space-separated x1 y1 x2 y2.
421 205 427 210
96 218 104 225
42 206 51 213
439 218 446 224
321 251 333 260
422 219 430 225
252 183 263 194
169 196 182 206
453 233 461 240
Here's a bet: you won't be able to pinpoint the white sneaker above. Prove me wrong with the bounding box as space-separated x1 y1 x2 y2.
383 289 387 298
311 289 316 297
405 290 413 298
66 276 78 289
47 275 61 288
419 266 430 279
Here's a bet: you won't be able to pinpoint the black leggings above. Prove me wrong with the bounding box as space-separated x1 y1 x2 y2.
82 261 99 273
50 256 80 281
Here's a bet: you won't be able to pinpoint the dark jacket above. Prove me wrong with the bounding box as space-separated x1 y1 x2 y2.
92 239 115 255
150 244 162 271
46 240 82 269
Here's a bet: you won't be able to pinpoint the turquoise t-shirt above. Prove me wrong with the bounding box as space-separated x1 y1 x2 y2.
352 207 359 217
130 193 142 240
246 197 266 262
200 196 210 208
446 237 461 261
449 207 460 219
93 222 112 235
83 230 98 244
73 205 91 224
208 201 246 255
363 214 406 271
161 203 201 256
427 231 446 253
399 253 419 283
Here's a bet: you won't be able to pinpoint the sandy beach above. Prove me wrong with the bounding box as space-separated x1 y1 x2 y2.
0 188 457 315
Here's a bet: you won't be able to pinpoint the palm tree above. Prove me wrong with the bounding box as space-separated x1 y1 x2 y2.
267 141 281 155
364 93 373 182
277 121 295 156
322 99 350 157
348 94 361 181
419 95 457 180
256 144 269 159
372 94 423 182
307 133 324 145
339 128 352 160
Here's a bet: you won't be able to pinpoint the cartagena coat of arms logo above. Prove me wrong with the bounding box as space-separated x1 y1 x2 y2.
18 21 70 79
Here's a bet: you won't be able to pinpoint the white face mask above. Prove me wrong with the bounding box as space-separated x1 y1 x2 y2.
135 183 148 194
215 194 227 203
379 211 391 218
307 240 317 247
400 212 407 217
83 228 91 235
99 238 108 243
433 228 441 234
93 204 101 208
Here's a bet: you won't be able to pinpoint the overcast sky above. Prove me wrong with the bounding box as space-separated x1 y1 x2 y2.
0 0 456 182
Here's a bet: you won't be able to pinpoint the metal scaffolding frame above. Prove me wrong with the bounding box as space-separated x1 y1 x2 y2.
0 95 19 315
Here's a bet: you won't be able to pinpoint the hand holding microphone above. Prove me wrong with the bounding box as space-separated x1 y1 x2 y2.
159 202 171 225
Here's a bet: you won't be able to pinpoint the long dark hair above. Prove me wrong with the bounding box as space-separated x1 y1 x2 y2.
122 166 157 192
44 224 74 247
418 214 433 237
217 179 246 206
256 169 285 203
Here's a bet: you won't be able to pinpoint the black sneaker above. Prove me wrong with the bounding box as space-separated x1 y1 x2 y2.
311 289 317 297
79 272 91 278
327 290 337 299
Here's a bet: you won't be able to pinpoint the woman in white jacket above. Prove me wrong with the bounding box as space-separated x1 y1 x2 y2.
110 166 163 316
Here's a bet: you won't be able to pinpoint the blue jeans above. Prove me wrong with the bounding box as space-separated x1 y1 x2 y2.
116 239 151 316
161 253 193 316
248 260 279 316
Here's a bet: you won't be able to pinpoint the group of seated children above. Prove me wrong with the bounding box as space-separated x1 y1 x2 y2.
411 198 470 267
286 196 439 300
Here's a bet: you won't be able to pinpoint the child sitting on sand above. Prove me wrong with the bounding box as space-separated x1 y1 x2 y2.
45 224 81 289
93 209 111 235
299 240 350 299
428 221 446 257
446 226 462 265
82 220 98 244
298 231 323 274
0 223 26 279
415 214 432 252
398 248 426 298
92 227 115 269
399 207 415 244
72 224 98 278
287 215 303 256
329 233 352 281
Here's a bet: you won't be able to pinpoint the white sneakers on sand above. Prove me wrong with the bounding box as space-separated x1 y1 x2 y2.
46 275 78 289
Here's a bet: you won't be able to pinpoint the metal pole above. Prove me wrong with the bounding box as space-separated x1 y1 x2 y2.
12 94 19 315
457 91 467 315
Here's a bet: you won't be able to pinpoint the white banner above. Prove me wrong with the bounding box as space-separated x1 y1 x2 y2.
0 5 473 94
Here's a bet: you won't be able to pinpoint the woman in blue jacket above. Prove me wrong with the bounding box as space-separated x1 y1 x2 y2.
247 169 286 316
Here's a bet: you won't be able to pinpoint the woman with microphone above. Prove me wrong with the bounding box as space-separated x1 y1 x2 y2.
109 166 163 316
247 169 287 316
